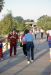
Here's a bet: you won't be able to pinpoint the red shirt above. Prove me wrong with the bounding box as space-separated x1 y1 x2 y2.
8 33 18 45
48 36 51 41
21 35 26 45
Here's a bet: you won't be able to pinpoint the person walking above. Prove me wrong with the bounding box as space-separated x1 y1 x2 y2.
25 29 34 64
46 30 49 41
8 29 19 57
40 29 44 39
21 32 27 56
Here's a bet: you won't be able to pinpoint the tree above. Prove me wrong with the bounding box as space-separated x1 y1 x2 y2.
14 16 24 23
0 13 15 34
0 0 4 12
14 16 26 31
37 15 51 31
0 13 35 35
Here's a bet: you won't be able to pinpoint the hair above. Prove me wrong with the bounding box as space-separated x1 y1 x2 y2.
24 29 29 34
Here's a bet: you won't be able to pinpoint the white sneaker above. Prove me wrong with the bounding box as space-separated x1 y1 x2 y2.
27 61 30 64
31 60 34 63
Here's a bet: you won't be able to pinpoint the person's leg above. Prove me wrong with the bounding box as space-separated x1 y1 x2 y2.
26 43 30 61
47 35 48 41
25 44 27 56
22 44 25 55
0 48 3 59
31 42 34 61
42 33 43 38
10 44 13 56
27 49 30 61
23 44 27 56
14 45 17 55
35 34 36 39
41 33 43 39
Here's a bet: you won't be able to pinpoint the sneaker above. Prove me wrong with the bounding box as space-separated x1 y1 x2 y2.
27 61 30 64
31 60 34 63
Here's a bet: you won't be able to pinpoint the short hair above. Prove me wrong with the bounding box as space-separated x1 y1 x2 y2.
24 29 29 34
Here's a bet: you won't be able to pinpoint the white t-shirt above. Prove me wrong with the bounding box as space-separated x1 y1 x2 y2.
40 29 44 33
34 31 37 34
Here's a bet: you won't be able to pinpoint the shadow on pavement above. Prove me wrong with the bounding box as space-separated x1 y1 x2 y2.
0 36 49 74
0 52 26 73
14 64 31 75
41 64 51 75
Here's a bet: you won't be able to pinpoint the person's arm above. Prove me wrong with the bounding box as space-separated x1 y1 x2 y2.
7 34 11 42
16 34 19 43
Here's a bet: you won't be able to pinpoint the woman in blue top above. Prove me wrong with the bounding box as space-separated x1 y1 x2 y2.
25 29 34 64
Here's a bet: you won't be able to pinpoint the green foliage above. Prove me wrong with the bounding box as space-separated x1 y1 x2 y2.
0 0 4 12
0 13 14 34
14 16 26 31
37 15 51 31
14 16 24 23
0 13 27 35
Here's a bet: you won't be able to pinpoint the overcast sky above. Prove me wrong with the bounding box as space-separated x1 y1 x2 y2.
0 0 51 21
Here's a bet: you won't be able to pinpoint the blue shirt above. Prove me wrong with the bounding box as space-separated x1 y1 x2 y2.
25 33 34 42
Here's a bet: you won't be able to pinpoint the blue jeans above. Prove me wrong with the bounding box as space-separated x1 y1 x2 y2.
26 42 34 61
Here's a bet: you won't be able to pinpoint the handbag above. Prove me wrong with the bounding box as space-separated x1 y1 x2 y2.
20 42 23 47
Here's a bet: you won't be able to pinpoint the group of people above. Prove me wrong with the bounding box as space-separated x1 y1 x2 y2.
0 29 34 64
0 28 51 63
21 29 51 63
34 28 44 39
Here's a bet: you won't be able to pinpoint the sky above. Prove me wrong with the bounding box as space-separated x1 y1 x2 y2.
0 0 51 21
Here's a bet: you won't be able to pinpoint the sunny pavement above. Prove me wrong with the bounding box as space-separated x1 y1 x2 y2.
0 32 51 75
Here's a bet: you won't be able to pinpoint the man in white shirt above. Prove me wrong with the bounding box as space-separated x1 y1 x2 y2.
40 29 44 39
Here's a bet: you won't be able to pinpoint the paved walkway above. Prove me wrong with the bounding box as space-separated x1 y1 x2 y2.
0 33 51 75
0 51 50 75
